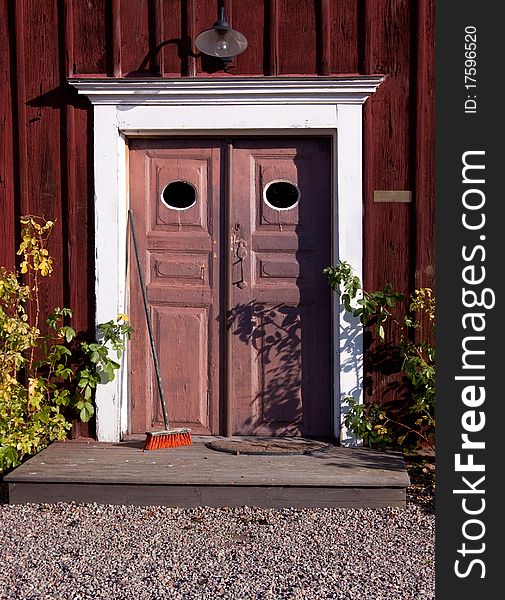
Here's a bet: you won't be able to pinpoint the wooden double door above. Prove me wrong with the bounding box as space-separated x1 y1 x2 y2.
129 137 331 437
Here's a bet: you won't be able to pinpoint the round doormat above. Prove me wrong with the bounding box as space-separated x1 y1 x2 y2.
205 438 333 456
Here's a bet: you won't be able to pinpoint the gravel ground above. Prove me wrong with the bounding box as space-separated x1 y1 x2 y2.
0 491 434 600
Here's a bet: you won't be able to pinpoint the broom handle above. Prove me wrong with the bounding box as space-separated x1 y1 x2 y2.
128 210 170 430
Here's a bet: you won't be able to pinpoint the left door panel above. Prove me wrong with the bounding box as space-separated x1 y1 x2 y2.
128 139 222 435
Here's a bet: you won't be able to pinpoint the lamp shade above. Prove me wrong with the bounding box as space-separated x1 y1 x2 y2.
195 27 248 59
195 8 248 60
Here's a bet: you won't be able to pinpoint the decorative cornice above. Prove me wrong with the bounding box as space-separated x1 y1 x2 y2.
68 76 384 106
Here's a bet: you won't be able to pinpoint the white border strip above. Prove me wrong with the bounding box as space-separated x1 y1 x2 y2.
336 105 365 445
70 76 383 105
69 77 383 443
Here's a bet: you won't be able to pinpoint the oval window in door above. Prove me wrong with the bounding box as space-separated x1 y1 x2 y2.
263 180 301 211
161 180 197 210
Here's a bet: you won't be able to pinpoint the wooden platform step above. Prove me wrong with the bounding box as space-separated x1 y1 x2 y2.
5 439 410 508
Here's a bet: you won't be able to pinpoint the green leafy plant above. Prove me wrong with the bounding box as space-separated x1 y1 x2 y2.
324 260 435 450
0 216 132 473
342 398 394 450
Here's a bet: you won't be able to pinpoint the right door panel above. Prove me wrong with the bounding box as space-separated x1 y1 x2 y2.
230 138 332 437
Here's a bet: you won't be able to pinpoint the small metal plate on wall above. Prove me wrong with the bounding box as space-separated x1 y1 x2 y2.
373 190 412 203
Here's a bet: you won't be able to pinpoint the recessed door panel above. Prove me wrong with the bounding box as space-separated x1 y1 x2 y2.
152 305 209 427
149 152 209 228
254 154 302 226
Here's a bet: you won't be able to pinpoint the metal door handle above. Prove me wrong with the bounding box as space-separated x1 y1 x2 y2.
233 239 247 288
236 239 247 259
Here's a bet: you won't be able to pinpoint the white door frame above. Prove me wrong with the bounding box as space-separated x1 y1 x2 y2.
69 76 383 443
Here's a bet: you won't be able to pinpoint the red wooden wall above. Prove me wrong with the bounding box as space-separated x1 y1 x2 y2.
0 0 434 412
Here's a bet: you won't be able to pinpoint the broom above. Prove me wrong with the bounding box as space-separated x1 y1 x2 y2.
128 209 192 450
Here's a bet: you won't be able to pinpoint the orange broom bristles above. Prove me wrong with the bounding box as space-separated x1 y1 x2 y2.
143 429 192 451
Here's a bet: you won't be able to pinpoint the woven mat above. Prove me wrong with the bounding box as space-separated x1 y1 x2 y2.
205 438 332 456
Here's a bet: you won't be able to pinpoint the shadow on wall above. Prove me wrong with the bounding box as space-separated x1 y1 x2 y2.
338 308 363 446
131 38 228 76
26 84 89 111
339 307 412 446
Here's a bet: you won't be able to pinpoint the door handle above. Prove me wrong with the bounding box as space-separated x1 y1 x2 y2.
233 238 247 288
236 239 247 260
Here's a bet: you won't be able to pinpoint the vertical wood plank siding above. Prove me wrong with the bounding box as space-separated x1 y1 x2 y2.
119 0 149 76
0 0 434 421
413 0 435 349
278 0 317 74
184 0 197 76
0 1 16 269
73 0 107 74
362 0 414 404
110 0 122 76
317 0 331 76
233 0 264 74
265 0 279 75
414 0 435 291
330 0 359 73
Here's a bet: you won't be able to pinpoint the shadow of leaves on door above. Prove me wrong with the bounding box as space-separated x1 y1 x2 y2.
227 300 306 435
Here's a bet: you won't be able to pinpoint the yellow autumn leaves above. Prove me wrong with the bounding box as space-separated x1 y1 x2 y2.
410 288 435 321
17 216 54 277
1 215 133 472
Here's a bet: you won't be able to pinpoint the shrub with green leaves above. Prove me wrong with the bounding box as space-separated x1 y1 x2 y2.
342 398 394 450
324 260 435 450
0 216 132 473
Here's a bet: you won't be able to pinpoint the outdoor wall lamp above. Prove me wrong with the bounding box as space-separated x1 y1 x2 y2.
195 7 248 62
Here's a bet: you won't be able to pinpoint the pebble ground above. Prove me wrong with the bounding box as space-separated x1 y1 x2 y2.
0 491 434 600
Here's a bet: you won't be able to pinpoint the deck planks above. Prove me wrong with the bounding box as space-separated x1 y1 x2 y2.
5 439 410 508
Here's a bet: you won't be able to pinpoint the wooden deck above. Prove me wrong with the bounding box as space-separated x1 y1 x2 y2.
5 438 410 508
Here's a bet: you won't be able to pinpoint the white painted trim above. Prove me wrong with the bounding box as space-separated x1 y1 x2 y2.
69 76 383 443
336 105 364 446
70 76 384 105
